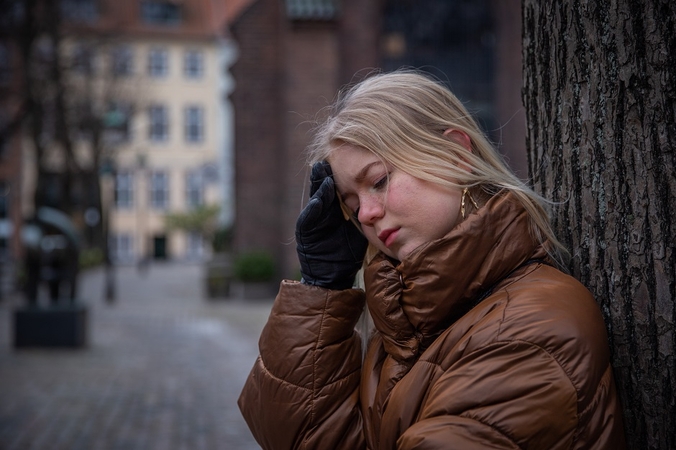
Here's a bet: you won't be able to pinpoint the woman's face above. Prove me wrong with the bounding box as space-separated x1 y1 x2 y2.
328 144 463 262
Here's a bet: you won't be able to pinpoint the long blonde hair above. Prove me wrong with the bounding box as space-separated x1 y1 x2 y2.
308 69 568 268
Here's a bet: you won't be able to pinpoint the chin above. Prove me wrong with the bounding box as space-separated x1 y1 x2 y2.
379 246 398 261
395 242 426 262
377 243 414 262
390 247 409 262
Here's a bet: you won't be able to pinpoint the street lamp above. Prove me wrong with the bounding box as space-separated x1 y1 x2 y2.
100 156 116 303
136 152 148 274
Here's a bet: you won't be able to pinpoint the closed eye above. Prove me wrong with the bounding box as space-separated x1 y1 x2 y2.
373 174 389 190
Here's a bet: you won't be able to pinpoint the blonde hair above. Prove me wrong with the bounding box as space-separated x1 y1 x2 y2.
308 69 568 267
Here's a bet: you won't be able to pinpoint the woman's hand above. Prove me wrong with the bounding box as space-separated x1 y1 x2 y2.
295 161 368 290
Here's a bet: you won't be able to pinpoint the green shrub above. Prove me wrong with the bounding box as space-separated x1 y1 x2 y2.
233 251 275 282
212 226 233 253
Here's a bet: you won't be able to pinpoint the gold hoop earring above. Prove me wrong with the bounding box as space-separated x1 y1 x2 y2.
461 188 479 220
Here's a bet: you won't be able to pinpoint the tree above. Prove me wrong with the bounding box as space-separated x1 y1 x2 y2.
3 0 142 260
164 204 221 252
522 1 675 448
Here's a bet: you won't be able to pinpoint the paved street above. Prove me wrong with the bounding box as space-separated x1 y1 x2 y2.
0 262 274 450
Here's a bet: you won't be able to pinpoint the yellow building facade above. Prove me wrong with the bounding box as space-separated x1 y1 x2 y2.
19 0 236 264
108 38 226 263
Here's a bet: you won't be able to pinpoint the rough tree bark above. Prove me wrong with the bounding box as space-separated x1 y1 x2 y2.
522 1 675 448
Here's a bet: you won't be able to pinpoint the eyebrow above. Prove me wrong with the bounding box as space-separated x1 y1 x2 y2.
355 161 381 182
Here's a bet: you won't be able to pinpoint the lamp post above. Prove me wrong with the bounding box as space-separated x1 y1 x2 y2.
100 157 116 303
0 182 9 302
136 152 148 274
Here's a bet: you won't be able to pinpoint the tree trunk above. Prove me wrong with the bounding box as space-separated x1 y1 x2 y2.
522 1 675 448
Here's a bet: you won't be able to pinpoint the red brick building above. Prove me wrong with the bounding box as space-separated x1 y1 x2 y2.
229 0 525 279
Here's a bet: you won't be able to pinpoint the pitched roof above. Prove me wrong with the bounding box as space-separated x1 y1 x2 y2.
64 0 256 40
223 0 257 26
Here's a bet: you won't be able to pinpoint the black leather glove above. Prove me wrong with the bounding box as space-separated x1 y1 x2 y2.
296 161 368 290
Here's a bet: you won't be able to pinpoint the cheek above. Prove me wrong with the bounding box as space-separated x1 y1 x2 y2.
385 179 417 213
362 227 380 246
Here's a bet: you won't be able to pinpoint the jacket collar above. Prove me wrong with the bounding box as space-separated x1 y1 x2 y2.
363 191 543 362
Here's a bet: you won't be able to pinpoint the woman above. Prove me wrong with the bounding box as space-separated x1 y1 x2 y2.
238 71 626 449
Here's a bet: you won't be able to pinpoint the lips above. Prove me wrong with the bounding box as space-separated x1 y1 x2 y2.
378 228 399 247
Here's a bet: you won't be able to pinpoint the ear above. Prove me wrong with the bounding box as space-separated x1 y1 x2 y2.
443 128 473 173
443 128 473 153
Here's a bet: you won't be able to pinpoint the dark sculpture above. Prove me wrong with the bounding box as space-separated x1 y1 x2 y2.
22 207 80 305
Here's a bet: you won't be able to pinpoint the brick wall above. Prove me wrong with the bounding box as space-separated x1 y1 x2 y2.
339 0 383 87
231 0 380 280
280 21 340 278
230 0 285 265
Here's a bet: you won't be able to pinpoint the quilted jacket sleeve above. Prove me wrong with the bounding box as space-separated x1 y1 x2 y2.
238 280 367 450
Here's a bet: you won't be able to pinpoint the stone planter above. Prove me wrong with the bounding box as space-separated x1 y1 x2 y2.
14 302 88 348
231 281 276 300
231 251 276 300
204 253 233 299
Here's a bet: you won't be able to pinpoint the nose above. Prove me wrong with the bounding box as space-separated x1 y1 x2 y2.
357 194 384 226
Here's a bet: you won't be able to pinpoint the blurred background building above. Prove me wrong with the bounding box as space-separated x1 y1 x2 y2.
58 0 239 264
0 0 524 293
0 0 242 279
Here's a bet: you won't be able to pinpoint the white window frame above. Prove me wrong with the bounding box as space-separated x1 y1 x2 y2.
111 45 133 76
184 50 204 79
148 105 169 142
105 102 133 143
185 171 204 208
114 170 134 209
148 48 169 78
149 170 170 210
72 43 95 74
184 106 204 143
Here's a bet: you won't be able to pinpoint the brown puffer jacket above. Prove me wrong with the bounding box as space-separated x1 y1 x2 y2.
238 192 626 449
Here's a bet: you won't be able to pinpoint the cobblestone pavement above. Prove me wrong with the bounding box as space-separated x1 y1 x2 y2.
0 262 275 450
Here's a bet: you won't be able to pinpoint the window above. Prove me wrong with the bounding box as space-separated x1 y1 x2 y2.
0 181 9 258
73 102 94 140
147 48 168 77
0 43 10 85
185 171 203 208
141 1 182 25
0 112 7 157
72 44 95 74
114 171 134 209
60 0 98 22
148 105 168 142
0 181 8 219
0 2 24 31
111 45 133 76
104 102 133 144
184 106 204 143
109 233 134 263
149 171 170 209
184 50 203 79
286 0 338 20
